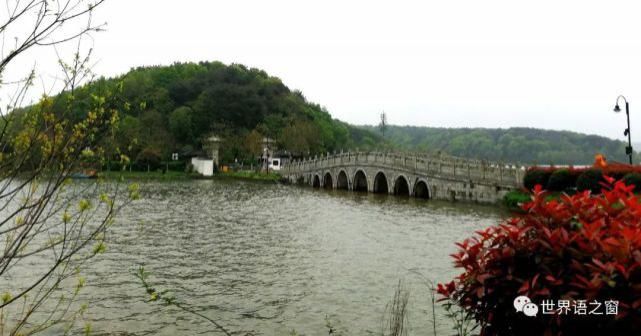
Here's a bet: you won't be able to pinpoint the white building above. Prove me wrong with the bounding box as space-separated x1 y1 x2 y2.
269 157 282 171
191 157 213 176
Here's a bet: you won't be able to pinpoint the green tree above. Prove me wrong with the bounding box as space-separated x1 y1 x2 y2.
116 115 142 157
280 119 321 154
139 110 172 157
244 129 263 158
169 106 193 144
136 147 162 171
149 88 175 115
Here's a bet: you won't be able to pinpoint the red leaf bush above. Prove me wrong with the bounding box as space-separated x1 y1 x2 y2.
438 178 641 335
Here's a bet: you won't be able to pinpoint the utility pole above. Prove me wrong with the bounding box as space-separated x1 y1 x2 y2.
379 111 388 138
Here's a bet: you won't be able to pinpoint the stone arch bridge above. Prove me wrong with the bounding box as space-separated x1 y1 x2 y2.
282 151 526 203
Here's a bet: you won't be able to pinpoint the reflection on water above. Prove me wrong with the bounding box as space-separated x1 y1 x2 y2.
73 179 506 335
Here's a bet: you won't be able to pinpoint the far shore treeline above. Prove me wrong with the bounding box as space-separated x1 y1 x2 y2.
2 60 637 169
364 125 639 165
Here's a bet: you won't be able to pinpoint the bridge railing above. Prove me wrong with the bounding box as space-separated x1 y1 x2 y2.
283 151 526 187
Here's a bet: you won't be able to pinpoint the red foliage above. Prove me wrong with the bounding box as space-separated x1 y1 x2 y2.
438 179 641 335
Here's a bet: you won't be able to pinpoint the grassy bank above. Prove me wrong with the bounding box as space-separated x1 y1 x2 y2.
98 170 281 182
216 170 281 182
98 170 198 180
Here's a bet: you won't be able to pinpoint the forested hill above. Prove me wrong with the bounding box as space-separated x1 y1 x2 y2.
27 61 382 164
363 125 637 165
9 61 633 167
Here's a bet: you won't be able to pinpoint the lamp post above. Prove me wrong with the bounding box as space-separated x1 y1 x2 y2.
614 95 633 164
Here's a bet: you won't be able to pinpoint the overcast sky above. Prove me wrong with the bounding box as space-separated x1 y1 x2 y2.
6 0 641 142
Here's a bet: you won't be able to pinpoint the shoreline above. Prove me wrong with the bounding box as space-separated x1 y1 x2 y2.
97 170 281 182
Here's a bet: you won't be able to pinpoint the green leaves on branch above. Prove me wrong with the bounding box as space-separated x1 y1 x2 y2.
128 183 140 200
134 266 175 306
78 199 91 211
134 266 233 336
92 241 106 255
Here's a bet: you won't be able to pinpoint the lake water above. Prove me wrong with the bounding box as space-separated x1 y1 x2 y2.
37 179 507 335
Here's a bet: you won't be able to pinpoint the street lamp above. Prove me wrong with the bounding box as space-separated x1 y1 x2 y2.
614 95 633 164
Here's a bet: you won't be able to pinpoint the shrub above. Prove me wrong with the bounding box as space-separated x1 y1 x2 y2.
103 161 122 171
163 160 187 172
523 169 552 190
438 179 641 335
623 173 641 193
135 148 162 170
576 169 604 193
546 168 576 192
603 162 641 181
502 190 531 210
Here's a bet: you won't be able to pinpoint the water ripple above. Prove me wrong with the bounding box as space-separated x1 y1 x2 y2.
21 179 506 335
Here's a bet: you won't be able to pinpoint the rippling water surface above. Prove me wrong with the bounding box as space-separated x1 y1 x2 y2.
73 179 506 335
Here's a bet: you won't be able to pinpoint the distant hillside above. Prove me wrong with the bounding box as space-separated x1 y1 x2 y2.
363 125 637 165
9 61 383 165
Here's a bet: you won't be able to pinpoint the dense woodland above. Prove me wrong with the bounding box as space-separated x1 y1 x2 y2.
364 125 638 165
4 61 637 168
3 61 382 168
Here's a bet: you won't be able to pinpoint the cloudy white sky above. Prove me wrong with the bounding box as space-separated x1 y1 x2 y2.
6 0 641 142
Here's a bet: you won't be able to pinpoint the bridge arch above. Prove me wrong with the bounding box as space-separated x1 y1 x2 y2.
336 170 349 190
413 179 431 199
323 172 333 189
312 174 321 188
353 170 368 192
373 171 389 194
393 175 410 196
